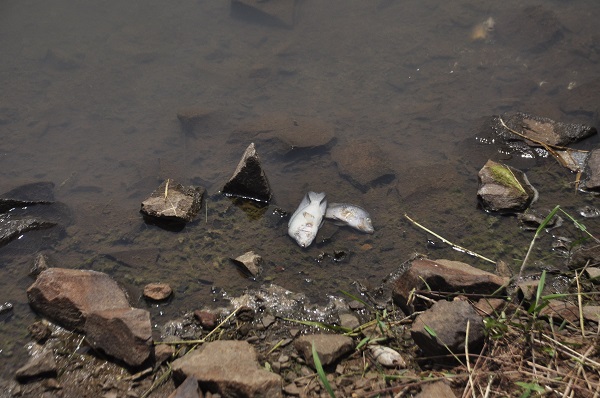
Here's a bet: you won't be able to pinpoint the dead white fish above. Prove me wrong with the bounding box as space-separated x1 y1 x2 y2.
325 203 374 234
288 192 327 248
471 16 495 41
369 345 406 368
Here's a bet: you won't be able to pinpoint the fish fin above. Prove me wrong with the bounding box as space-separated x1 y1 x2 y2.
308 191 326 203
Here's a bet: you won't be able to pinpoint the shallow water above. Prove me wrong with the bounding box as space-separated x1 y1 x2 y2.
1 0 600 377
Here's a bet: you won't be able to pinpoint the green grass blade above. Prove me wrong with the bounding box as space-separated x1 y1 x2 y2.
312 342 336 398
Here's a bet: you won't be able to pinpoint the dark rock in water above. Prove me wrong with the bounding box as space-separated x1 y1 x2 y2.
518 208 562 231
168 375 200 398
84 307 153 368
331 139 395 192
0 182 55 212
176 106 216 136
171 340 282 397
499 6 564 53
411 300 485 360
15 346 58 382
140 179 205 226
568 244 600 270
231 0 299 29
0 302 13 321
30 253 51 277
392 258 508 314
193 310 218 330
294 334 353 368
477 160 537 213
231 250 262 277
143 283 173 301
0 219 57 247
491 112 596 148
27 268 131 332
222 143 272 203
580 149 600 192
27 320 52 343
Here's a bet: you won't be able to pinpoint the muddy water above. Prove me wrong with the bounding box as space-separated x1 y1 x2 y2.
1 0 600 377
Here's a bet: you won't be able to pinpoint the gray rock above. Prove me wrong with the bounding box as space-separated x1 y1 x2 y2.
222 143 272 203
569 244 600 270
392 258 508 314
27 321 52 343
586 267 600 282
415 380 456 398
30 253 51 277
168 375 201 398
84 307 153 368
27 268 130 332
141 179 205 225
172 340 282 397
294 334 353 368
477 159 537 213
581 149 600 191
331 139 395 192
232 251 262 277
0 182 55 212
231 0 299 29
15 346 57 382
582 306 600 323
176 106 216 136
0 219 56 247
411 300 485 360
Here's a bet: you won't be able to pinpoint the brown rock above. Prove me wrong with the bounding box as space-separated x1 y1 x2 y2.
172 340 282 397
473 298 506 317
539 300 579 324
477 160 537 213
581 149 600 191
140 179 205 225
193 310 218 330
392 258 508 314
331 140 395 192
232 251 262 277
415 380 456 398
583 306 600 323
168 375 201 398
294 334 353 368
27 268 130 332
15 346 57 382
143 283 173 301
27 321 52 343
84 308 153 368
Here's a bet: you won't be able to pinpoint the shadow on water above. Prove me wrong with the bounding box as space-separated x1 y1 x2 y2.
1 0 600 377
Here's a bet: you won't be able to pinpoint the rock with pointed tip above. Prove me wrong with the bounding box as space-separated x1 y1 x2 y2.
222 143 272 203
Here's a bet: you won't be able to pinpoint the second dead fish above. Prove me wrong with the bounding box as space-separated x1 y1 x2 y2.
325 203 374 234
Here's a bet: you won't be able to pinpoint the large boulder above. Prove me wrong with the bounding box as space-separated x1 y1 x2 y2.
392 258 508 314
84 308 153 368
222 143 272 203
411 300 485 360
27 268 130 332
477 160 537 213
172 340 282 397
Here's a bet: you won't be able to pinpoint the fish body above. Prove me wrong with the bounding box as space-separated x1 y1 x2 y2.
288 192 327 247
325 203 374 234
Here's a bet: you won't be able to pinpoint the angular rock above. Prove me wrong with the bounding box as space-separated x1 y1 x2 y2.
27 321 52 343
84 307 153 368
0 219 57 247
491 112 596 147
392 258 509 314
222 143 272 203
580 149 600 191
231 0 298 29
294 334 353 368
516 279 540 303
583 306 600 323
141 179 205 225
193 310 218 330
15 346 57 382
331 139 395 192
411 300 485 359
172 340 282 397
539 300 579 324
27 268 130 332
0 182 55 212
477 159 537 213
143 283 173 301
586 267 600 282
30 253 51 277
415 380 456 398
569 244 600 270
231 251 262 277
168 375 201 398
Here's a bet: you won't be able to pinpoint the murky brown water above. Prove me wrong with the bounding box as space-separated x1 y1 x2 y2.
1 0 600 377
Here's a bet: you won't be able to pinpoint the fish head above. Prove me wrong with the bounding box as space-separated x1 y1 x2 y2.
358 217 375 234
292 223 316 248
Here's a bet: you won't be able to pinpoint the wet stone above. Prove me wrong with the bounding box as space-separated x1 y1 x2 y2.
193 310 218 330
231 250 262 277
477 159 537 213
30 253 51 277
580 149 600 192
0 219 57 248
231 0 299 29
140 179 205 226
15 346 58 382
143 283 173 301
28 321 52 343
222 143 272 203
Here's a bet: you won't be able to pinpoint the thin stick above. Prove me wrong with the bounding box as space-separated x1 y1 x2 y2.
404 214 496 264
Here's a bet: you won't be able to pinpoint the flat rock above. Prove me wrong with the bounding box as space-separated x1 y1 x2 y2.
294 334 353 368
15 346 57 382
27 268 130 332
222 143 272 203
168 375 201 398
0 218 57 247
583 306 600 323
411 300 485 360
491 112 596 147
539 300 580 324
143 283 173 301
568 244 600 270
0 182 55 212
415 380 456 398
231 251 262 277
84 307 153 368
331 140 395 192
231 0 299 29
477 159 537 213
141 179 205 225
580 149 600 191
171 340 282 397
392 258 508 314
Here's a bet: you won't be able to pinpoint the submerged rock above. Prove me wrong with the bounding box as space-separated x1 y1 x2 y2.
143 283 173 301
231 250 262 277
0 219 56 247
411 300 485 360
140 179 205 226
27 268 130 332
84 308 153 368
231 0 299 29
0 182 55 212
331 139 395 192
172 340 282 397
222 143 272 203
477 159 537 213
392 258 508 314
